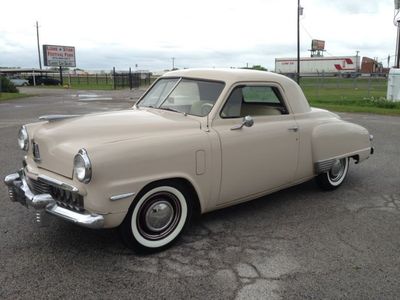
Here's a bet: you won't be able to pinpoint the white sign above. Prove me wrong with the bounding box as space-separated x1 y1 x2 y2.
43 45 76 67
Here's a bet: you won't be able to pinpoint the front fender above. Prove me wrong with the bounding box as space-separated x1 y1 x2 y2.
82 129 212 221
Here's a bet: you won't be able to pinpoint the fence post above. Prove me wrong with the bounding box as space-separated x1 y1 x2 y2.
68 73 71 87
129 67 132 90
96 73 98 85
78 74 80 84
336 74 340 89
113 67 116 90
59 66 63 86
367 76 371 98
105 74 108 85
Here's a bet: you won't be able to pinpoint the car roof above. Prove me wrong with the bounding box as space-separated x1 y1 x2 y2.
162 68 311 114
162 68 292 84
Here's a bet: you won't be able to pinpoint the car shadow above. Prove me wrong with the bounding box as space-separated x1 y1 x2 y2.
43 178 320 255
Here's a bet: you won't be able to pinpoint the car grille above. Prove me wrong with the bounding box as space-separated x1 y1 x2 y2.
26 177 84 212
28 177 50 194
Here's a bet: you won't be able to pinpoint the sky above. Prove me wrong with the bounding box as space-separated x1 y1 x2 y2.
0 0 398 71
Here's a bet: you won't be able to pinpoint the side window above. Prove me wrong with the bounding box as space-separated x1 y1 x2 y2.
221 85 288 118
242 86 281 104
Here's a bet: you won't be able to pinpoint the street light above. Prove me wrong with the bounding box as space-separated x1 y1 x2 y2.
36 21 42 70
297 1 303 84
171 57 175 70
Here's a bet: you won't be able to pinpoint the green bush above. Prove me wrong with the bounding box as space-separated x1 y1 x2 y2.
0 77 19 93
368 97 399 109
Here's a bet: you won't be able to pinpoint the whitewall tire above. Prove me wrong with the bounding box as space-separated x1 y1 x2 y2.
316 157 349 190
120 181 192 252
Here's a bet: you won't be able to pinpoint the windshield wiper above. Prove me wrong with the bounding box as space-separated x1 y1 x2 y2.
158 107 187 116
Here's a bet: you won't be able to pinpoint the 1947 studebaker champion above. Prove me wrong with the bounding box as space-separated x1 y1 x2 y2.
4 69 374 252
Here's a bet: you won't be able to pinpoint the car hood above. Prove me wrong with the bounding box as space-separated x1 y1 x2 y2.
30 108 201 178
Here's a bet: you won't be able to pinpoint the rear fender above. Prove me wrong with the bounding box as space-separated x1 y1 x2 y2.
312 121 371 174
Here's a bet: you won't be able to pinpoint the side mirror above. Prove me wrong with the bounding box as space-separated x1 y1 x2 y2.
231 115 254 130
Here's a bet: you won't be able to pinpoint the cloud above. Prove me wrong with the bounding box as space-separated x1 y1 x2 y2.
0 0 396 71
312 0 382 14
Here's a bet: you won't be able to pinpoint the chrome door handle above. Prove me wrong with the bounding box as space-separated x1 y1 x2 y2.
288 126 299 132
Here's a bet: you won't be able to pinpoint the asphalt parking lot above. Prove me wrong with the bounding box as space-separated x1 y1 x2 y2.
1 87 399 299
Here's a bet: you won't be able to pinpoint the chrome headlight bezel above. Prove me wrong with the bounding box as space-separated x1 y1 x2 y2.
18 126 29 151
73 148 92 183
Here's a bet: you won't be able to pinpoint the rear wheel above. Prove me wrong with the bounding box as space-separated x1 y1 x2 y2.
120 181 192 253
316 157 349 190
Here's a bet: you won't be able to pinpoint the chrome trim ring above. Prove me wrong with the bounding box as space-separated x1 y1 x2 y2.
18 126 29 151
73 148 92 183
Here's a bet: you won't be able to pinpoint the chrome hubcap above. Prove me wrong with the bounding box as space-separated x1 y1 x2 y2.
329 158 346 182
145 201 174 232
137 191 181 241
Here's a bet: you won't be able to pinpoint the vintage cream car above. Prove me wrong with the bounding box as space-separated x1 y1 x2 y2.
4 69 373 252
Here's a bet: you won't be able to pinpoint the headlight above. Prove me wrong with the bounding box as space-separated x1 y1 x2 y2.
18 126 29 151
73 149 92 183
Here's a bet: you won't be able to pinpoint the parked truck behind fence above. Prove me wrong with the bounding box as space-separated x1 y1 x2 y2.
275 56 386 77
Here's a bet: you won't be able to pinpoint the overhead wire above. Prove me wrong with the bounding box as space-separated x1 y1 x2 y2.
300 22 336 57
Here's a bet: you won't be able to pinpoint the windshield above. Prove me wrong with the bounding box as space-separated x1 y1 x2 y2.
138 78 225 117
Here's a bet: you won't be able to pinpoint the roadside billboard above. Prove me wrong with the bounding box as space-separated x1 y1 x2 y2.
311 39 325 51
43 45 76 67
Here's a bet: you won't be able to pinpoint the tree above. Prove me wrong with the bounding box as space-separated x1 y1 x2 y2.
242 65 268 71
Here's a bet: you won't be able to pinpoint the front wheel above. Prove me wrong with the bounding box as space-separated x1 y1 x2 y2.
120 181 192 253
316 157 349 190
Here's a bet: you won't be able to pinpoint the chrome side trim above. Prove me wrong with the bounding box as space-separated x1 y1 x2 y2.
39 115 80 122
37 174 78 192
110 192 135 201
314 158 336 174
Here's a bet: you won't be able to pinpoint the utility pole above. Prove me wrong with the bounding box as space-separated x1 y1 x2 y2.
36 21 42 70
397 20 400 68
356 50 360 72
395 1 400 67
171 57 175 70
297 0 302 84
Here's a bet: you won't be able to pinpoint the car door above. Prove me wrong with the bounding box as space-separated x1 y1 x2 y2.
212 83 299 205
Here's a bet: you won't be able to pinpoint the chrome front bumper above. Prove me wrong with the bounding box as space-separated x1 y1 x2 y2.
4 171 104 229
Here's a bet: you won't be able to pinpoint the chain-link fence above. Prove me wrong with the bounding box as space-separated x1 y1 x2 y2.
36 68 158 90
299 74 387 102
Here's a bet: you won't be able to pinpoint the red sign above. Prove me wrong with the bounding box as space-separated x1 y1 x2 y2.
43 45 76 67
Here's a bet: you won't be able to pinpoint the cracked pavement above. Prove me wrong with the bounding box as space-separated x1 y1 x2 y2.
1 87 399 299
